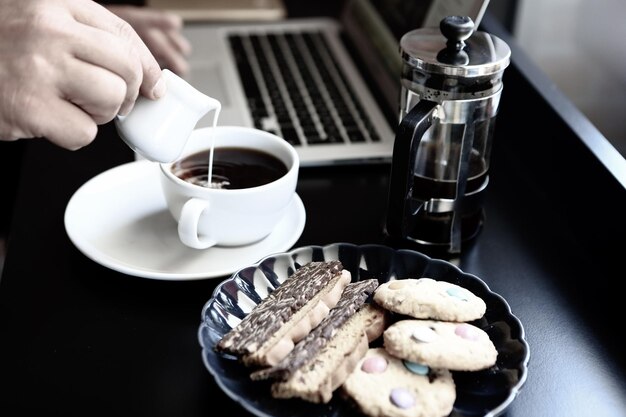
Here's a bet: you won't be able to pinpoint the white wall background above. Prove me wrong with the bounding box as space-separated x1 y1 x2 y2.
513 0 626 157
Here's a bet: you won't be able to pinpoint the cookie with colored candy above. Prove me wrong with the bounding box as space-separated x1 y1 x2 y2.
342 347 456 417
383 319 498 371
373 278 486 322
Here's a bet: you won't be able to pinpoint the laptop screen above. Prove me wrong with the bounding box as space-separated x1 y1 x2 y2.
340 0 434 125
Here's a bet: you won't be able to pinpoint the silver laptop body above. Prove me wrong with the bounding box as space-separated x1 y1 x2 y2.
182 0 489 166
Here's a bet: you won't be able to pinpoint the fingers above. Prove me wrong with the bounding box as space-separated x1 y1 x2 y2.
69 23 144 115
141 28 190 76
58 59 128 124
28 94 98 150
164 27 192 57
4 60 118 149
71 0 165 104
104 4 191 74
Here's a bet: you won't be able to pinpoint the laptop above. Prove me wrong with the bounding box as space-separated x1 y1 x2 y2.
182 0 489 166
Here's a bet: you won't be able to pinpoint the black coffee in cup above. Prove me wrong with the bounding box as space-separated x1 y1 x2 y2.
171 147 288 189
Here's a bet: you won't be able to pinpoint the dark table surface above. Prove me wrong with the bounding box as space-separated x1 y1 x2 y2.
1 8 626 417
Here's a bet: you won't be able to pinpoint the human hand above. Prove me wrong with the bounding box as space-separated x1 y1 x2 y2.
105 5 191 76
0 0 165 150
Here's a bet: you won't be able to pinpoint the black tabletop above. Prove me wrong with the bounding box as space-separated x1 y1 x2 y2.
1 10 626 417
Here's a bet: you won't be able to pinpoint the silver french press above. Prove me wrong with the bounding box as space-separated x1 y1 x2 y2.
385 16 511 254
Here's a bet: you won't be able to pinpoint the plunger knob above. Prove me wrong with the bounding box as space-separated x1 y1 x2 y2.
440 16 474 51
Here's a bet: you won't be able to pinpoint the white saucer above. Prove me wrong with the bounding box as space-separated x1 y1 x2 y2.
64 160 306 281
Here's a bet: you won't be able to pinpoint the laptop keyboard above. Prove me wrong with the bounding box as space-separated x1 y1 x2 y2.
228 31 380 147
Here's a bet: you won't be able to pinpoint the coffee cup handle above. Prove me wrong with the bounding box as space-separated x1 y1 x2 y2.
178 198 217 249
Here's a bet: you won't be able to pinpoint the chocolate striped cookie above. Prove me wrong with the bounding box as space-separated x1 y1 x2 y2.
253 280 387 403
215 261 351 367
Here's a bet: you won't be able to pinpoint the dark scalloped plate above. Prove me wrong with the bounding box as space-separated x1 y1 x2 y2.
198 243 530 417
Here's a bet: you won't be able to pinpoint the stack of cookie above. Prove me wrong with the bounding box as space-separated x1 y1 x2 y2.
215 263 498 417
342 278 498 417
215 261 389 403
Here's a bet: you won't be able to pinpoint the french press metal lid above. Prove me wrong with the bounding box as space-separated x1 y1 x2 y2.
398 15 511 112
386 16 511 255
401 15 510 78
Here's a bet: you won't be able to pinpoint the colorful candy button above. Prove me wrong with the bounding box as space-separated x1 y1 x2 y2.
446 286 471 301
361 355 388 373
390 387 415 409
455 323 481 341
411 326 438 343
403 360 429 375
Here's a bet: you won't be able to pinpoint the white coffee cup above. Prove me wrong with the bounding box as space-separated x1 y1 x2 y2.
159 126 300 249
115 69 221 163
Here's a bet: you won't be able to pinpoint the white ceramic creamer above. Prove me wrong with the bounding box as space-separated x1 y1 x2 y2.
114 69 221 163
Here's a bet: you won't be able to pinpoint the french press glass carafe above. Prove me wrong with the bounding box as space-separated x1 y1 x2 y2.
385 16 511 254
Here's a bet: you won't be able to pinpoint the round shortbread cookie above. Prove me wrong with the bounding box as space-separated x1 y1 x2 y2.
342 347 456 417
373 278 486 322
383 320 497 371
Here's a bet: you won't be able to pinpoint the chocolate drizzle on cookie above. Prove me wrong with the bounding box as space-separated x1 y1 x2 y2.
215 261 345 358
251 279 380 381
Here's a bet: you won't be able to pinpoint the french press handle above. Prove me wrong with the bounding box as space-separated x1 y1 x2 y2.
385 100 438 239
